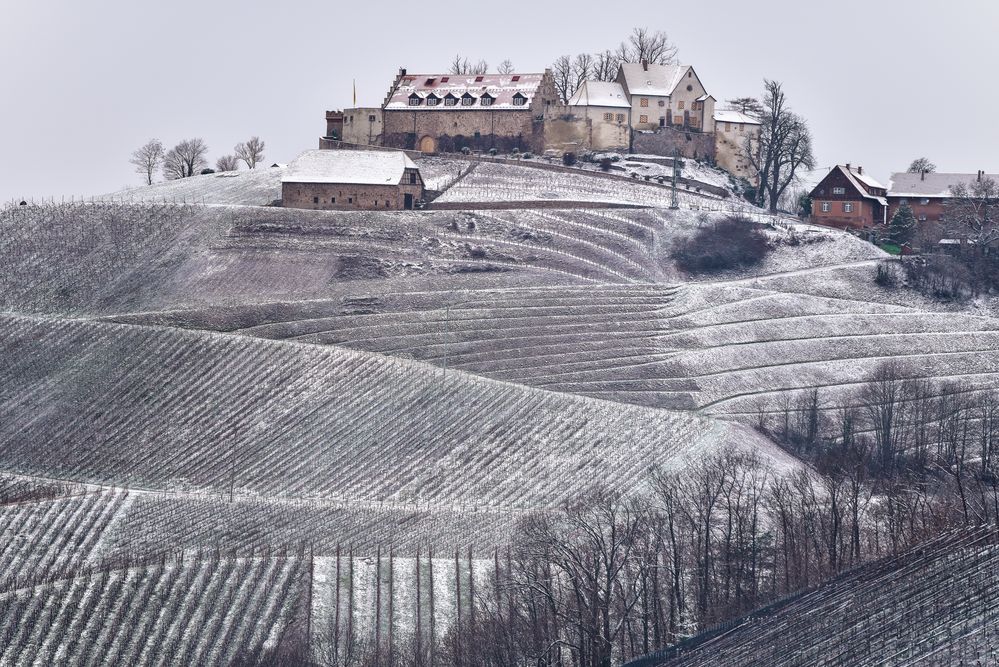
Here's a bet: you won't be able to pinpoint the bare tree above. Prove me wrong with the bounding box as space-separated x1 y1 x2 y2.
745 80 815 212
616 27 678 65
908 157 936 174
551 55 574 103
130 139 164 185
727 97 764 117
448 55 488 75
215 155 240 172
592 50 620 82
234 137 265 170
497 59 515 75
572 53 594 93
163 138 209 180
945 176 999 245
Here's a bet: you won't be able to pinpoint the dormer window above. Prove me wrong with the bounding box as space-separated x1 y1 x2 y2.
461 93 475 106
444 94 458 106
408 93 422 106
474 75 484 82
512 93 527 106
480 93 494 107
426 94 440 106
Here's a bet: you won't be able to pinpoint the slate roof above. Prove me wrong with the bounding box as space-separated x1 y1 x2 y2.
713 109 761 125
618 63 690 96
282 149 418 185
887 172 999 198
567 81 631 108
385 73 545 110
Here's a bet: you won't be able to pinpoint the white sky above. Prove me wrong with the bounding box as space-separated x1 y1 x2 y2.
2 0 998 202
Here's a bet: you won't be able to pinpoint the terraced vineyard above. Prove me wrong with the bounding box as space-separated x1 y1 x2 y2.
629 527 999 666
3 158 999 664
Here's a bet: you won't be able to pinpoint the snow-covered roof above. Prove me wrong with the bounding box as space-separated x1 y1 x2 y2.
618 63 689 96
567 81 631 108
282 149 417 185
385 73 545 110
887 172 999 198
713 109 761 125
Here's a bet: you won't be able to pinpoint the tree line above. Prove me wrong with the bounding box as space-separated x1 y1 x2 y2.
129 136 265 184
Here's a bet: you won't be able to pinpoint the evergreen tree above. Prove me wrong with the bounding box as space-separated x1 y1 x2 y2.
888 202 916 244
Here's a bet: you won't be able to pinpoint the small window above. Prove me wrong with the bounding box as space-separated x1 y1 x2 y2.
425 78 435 85
410 172 417 184
480 96 494 106
687 84 693 91
821 202 831 212
348 197 353 204
920 198 929 205
440 76 449 83
386 201 390 207
678 101 685 110
639 115 648 124
640 98 649 107
408 95 421 106
461 95 474 106
511 75 520 81
369 115 376 122
919 214 927 221
659 117 665 127
445 95 458 106
474 76 484 82
832 187 846 195
603 112 613 121
616 113 625 122
313 196 319 204
332 197 336 203
900 198 908 205
426 96 439 106
658 100 665 107
843 202 854 213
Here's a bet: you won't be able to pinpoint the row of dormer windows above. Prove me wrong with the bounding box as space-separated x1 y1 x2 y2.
409 92 527 107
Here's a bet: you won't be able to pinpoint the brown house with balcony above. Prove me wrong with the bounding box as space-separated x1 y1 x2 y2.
809 164 887 229
886 170 999 225
281 149 423 211
380 69 559 154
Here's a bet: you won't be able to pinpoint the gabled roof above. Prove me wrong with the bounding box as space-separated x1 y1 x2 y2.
713 109 761 125
887 172 999 198
567 81 630 108
618 62 689 96
811 165 887 205
282 149 418 185
385 72 546 110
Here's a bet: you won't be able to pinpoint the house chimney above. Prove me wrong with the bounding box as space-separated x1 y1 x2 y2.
921 170 926 181
846 163 851 171
642 60 649 71
979 170 984 182
400 67 407 76
858 166 863 175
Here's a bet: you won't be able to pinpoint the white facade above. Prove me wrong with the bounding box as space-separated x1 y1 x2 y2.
342 108 383 146
616 63 715 133
713 109 762 185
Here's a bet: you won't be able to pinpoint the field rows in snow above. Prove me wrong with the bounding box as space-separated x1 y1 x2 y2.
642 526 999 667
0 314 793 510
0 555 305 667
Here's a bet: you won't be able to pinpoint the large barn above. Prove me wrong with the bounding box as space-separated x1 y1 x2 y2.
380 69 559 153
281 149 423 211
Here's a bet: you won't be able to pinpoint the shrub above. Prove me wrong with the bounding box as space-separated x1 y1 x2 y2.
562 152 577 166
902 255 978 301
671 216 771 273
488 147 498 156
874 261 903 288
599 158 613 172
200 168 215 175
522 152 533 159
461 146 472 156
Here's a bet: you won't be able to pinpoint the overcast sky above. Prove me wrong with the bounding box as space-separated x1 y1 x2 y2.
2 0 997 203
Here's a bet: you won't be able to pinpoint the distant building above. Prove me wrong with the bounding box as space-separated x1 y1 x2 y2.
616 62 715 133
562 81 631 151
713 109 761 185
281 149 423 211
886 170 999 225
809 164 888 229
380 69 559 153
324 111 344 140
342 108 383 146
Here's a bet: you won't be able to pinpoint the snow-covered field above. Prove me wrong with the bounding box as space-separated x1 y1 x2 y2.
1 159 996 662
